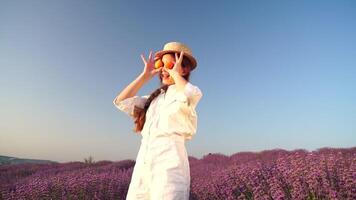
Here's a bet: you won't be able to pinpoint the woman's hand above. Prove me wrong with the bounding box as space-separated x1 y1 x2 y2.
140 50 162 80
166 51 188 92
166 51 184 76
114 51 159 103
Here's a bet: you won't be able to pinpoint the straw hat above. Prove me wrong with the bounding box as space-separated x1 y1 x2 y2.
154 41 197 70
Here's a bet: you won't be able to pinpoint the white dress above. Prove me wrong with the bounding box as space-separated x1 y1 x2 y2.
113 82 203 200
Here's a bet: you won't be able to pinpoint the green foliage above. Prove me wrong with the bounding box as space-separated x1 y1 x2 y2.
84 156 95 165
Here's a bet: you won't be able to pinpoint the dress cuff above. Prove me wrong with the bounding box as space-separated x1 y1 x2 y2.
113 95 148 117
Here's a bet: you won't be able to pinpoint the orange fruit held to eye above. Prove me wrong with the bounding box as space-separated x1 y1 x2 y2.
155 59 175 69
155 59 163 69
165 61 175 69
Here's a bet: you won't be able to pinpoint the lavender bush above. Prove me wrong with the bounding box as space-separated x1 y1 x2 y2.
0 147 354 200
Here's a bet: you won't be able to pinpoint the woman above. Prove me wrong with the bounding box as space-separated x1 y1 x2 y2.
113 41 203 200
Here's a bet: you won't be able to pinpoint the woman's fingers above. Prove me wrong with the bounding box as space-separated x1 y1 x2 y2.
140 54 147 65
148 50 153 62
174 51 184 63
152 67 162 74
179 51 184 62
141 51 154 69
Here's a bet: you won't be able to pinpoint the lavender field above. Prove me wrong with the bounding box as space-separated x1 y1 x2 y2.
1 147 355 200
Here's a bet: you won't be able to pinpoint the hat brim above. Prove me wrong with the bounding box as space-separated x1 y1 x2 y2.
154 50 197 70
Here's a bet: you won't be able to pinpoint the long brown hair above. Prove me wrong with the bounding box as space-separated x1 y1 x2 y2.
132 54 192 133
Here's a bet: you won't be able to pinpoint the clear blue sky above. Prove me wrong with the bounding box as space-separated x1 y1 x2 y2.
0 0 355 162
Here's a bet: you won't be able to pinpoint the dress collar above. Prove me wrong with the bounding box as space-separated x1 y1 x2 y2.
160 84 175 94
168 84 176 90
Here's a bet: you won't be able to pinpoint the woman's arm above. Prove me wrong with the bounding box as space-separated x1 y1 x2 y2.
113 51 162 104
167 51 203 107
169 70 187 92
166 51 188 92
113 72 150 104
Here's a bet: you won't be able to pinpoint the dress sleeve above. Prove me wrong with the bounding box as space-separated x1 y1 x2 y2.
113 95 149 117
172 82 203 140
174 82 203 109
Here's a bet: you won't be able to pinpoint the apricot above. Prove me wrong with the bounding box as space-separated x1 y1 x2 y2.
165 61 175 69
155 59 163 69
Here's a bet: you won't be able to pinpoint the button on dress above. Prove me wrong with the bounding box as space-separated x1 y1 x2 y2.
113 82 203 200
